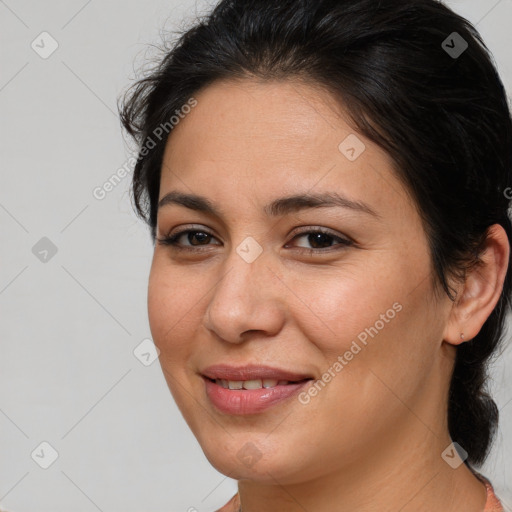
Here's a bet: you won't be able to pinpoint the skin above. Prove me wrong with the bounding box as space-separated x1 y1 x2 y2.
147 78 509 512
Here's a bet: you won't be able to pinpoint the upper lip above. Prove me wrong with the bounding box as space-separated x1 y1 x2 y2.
201 364 313 382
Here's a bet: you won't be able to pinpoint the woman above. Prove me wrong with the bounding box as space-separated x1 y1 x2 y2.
119 0 511 510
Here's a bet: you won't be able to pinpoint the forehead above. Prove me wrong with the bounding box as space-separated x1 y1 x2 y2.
159 78 415 222
165 78 352 157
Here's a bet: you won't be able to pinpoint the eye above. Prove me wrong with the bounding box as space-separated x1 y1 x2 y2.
286 228 353 252
157 228 221 250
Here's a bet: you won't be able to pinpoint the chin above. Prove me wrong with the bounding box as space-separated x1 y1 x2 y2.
198 433 314 484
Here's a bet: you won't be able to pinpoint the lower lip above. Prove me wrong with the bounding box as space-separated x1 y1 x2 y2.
203 377 311 415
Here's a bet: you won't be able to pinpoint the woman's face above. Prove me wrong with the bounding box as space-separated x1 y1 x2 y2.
148 79 455 483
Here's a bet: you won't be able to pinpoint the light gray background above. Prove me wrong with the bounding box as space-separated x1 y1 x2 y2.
1 1 511 511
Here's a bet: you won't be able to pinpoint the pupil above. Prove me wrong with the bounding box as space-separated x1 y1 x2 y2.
309 233 332 248
189 232 210 245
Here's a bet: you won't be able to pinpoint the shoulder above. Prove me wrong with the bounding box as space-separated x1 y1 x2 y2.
474 472 505 512
484 482 505 512
215 492 240 512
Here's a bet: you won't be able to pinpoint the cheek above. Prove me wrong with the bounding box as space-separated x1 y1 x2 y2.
147 256 204 358
287 262 405 356
147 258 207 418
286 274 437 458
290 254 438 405
308 270 439 408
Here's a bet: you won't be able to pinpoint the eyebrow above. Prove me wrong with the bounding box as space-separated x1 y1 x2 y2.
157 190 379 218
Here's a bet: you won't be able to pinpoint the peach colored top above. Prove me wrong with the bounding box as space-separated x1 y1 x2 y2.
483 480 505 511
216 480 504 511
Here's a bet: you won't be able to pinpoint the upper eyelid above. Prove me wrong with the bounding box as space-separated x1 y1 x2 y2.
165 224 218 240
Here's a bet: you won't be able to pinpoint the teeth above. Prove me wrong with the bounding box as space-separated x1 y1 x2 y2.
243 379 263 389
214 378 289 389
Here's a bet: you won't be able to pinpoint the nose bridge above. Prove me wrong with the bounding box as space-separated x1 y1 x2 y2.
212 238 269 313
219 232 269 294
204 238 283 341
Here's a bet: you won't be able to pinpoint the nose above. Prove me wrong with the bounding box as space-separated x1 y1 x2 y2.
203 246 286 344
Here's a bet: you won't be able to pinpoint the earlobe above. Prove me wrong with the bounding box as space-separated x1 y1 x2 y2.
443 224 510 346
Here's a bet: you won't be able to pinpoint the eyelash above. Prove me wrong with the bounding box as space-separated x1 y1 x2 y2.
156 226 354 254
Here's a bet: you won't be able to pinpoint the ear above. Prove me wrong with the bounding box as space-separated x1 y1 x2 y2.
443 224 510 346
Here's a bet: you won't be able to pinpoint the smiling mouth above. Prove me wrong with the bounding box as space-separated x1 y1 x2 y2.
202 370 314 414
205 377 313 390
